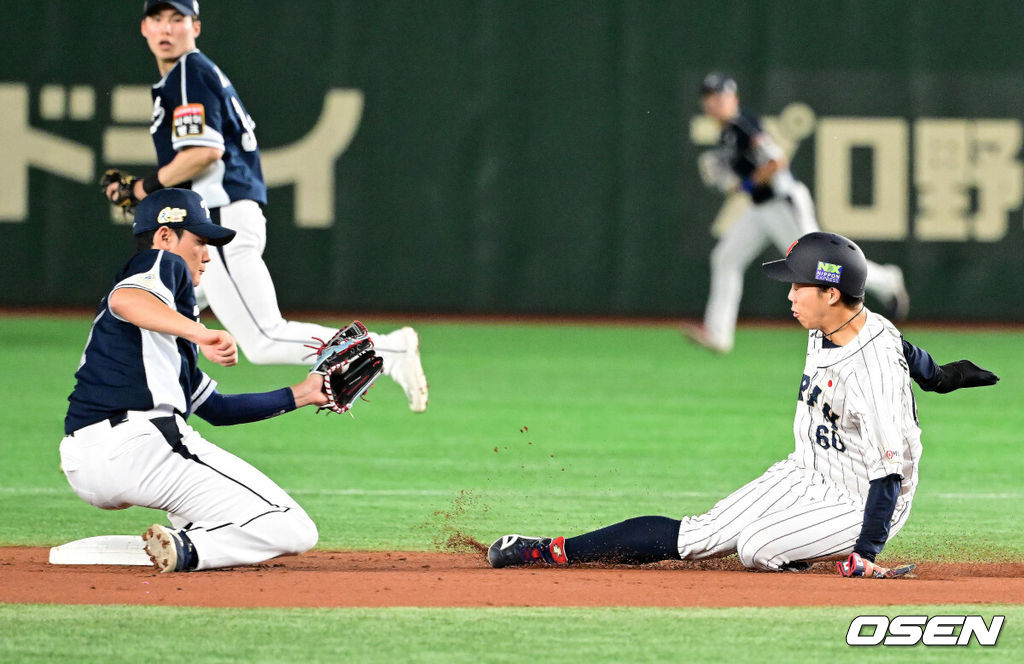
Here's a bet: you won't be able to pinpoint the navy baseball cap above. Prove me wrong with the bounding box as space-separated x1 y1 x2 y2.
133 189 235 246
761 232 867 298
699 72 738 96
143 0 199 17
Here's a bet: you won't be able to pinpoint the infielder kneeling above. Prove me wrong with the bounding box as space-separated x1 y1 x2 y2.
61 189 331 573
488 232 998 577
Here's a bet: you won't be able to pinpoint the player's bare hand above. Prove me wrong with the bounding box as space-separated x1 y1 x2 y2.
291 372 329 408
196 329 238 367
104 181 121 204
836 552 915 579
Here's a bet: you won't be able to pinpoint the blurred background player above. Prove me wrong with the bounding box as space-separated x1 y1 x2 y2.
103 0 427 411
687 72 910 353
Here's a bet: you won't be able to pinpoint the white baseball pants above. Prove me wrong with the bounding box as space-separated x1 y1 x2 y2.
59 408 317 570
197 200 408 370
676 459 912 570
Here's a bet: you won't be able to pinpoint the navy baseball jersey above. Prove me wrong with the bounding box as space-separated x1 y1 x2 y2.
717 108 790 204
64 250 216 433
150 49 267 208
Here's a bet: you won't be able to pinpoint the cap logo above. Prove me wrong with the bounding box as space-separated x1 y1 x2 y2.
157 207 188 224
815 261 843 284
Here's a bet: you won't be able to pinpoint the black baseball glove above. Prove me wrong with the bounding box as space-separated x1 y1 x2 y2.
99 169 141 215
308 321 384 415
928 360 999 394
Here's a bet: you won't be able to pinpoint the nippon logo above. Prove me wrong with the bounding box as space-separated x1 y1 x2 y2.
814 260 843 284
847 615 1005 646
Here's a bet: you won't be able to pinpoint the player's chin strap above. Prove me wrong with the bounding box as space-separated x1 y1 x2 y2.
820 305 865 340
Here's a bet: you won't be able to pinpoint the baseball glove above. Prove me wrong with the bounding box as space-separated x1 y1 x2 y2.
308 321 384 415
837 552 916 579
100 169 141 215
697 149 739 193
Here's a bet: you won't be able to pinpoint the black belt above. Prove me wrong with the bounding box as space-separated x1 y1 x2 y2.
104 409 182 429
108 411 129 427
69 410 185 437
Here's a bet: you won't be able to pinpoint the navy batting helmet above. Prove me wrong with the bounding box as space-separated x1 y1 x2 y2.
699 72 738 96
761 232 867 298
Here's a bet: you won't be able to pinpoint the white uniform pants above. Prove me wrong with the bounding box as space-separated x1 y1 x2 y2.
197 200 406 371
702 183 903 350
676 459 912 570
58 408 317 571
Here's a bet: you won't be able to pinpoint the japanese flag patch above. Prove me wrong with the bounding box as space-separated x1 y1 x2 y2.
173 103 206 138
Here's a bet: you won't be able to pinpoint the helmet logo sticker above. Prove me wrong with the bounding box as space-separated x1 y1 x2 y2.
815 261 843 283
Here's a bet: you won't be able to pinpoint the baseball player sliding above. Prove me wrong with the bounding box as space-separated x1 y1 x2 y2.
59 188 376 573
488 232 998 576
102 0 428 411
688 72 910 354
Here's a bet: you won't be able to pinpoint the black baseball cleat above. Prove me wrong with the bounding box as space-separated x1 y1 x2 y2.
487 534 568 568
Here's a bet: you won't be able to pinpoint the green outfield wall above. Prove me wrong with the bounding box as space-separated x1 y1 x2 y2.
3 1 1023 320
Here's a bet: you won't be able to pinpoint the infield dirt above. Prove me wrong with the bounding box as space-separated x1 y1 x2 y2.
3 547 1022 608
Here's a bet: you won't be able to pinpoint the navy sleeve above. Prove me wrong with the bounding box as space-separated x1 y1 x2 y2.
853 474 902 562
194 388 297 426
902 338 940 390
734 109 763 137
173 54 227 152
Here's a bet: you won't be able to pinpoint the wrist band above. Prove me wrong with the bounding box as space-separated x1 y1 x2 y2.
142 173 164 195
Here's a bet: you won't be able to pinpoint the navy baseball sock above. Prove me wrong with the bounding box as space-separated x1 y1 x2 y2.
563 516 681 564
178 530 199 571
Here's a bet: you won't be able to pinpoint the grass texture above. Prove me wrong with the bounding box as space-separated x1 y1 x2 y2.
1 315 1020 559
0 315 1021 662
1 603 1021 663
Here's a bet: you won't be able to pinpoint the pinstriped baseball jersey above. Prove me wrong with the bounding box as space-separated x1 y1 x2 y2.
793 309 922 503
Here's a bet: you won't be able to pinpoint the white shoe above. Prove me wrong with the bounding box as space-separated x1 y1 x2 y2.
683 323 731 354
885 266 910 320
387 327 428 412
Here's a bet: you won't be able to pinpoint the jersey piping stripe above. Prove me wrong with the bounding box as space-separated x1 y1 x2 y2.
190 375 216 409
174 136 226 151
150 415 283 509
179 51 191 103
815 328 885 369
198 507 292 533
238 507 293 529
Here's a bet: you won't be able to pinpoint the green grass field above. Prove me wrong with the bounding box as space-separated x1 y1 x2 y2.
1 315 1021 661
